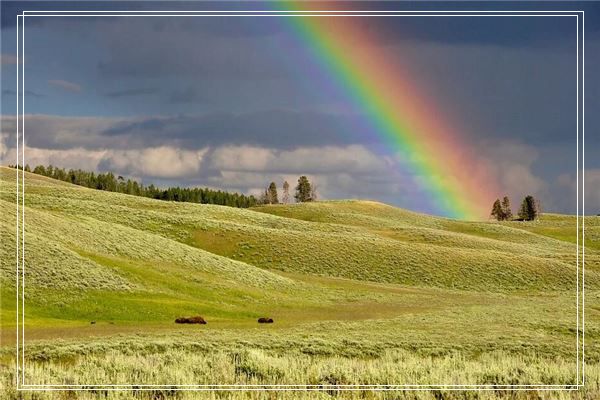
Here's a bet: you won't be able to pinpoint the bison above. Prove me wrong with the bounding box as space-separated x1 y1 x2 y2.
175 316 207 324
258 317 274 324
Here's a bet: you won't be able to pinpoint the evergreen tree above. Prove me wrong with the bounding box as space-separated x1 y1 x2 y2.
294 176 312 203
26 164 257 209
282 181 290 204
518 195 538 221
490 198 503 221
268 182 279 204
501 196 512 221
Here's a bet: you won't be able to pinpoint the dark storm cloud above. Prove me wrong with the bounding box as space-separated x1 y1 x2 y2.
328 14 578 48
0 111 364 151
104 88 158 98
1 1 599 215
100 110 363 149
95 18 287 80
168 88 204 104
401 40 587 147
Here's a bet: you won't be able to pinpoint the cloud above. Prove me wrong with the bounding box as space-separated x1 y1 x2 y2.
583 171 600 214
48 79 82 93
0 53 20 65
2 89 44 98
1 113 588 213
0 112 364 151
96 17 287 80
168 87 204 104
0 143 396 199
555 170 600 215
0 115 125 150
98 147 208 179
104 88 158 98
0 144 208 180
476 139 548 204
0 133 8 163
209 145 390 175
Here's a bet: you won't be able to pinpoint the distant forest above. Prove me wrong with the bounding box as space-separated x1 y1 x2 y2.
9 164 258 208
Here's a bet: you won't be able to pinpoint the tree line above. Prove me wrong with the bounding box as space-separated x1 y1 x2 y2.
9 164 258 208
259 176 317 205
490 195 541 221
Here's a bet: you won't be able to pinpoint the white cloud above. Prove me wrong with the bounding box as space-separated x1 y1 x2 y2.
24 147 107 171
100 147 208 179
0 145 208 180
209 144 390 175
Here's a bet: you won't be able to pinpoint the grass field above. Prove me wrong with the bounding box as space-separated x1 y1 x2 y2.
0 166 599 399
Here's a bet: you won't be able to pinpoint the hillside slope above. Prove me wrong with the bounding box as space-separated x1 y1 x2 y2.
2 167 598 294
3 166 600 393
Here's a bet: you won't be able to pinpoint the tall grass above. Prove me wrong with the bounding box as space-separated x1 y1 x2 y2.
2 346 597 399
1 167 598 399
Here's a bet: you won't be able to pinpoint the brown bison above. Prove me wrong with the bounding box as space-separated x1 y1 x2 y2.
175 316 207 324
258 317 274 324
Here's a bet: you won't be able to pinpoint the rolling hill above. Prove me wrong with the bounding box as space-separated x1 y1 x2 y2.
1 166 599 396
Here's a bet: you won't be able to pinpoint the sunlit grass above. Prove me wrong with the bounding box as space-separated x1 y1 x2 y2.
1 167 598 399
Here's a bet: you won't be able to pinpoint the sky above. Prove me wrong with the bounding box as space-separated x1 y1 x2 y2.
1 1 599 218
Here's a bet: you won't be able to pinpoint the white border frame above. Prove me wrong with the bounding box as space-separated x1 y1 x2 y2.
13 8 586 392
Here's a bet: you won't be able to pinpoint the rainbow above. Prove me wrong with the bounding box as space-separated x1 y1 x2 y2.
270 4 499 220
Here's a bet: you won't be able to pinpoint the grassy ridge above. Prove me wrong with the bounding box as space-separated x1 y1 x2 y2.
4 168 598 294
1 166 599 398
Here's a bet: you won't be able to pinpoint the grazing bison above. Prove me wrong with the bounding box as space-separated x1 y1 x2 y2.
258 317 274 324
175 316 207 324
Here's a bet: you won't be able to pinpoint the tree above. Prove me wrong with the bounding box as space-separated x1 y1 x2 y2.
267 182 279 204
501 196 512 221
294 176 312 203
282 181 290 204
25 164 257 209
518 195 538 221
490 198 503 221
259 189 270 205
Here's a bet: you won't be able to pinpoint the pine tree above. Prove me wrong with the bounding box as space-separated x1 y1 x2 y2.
294 176 312 203
518 195 538 221
501 196 512 221
490 198 503 221
282 181 290 204
268 182 279 204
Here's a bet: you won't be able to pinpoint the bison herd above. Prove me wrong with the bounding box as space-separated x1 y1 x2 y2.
174 316 273 325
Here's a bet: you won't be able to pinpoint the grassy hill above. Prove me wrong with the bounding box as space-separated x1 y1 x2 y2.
1 166 599 398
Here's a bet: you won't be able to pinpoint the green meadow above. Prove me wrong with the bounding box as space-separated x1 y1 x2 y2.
1 166 599 399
